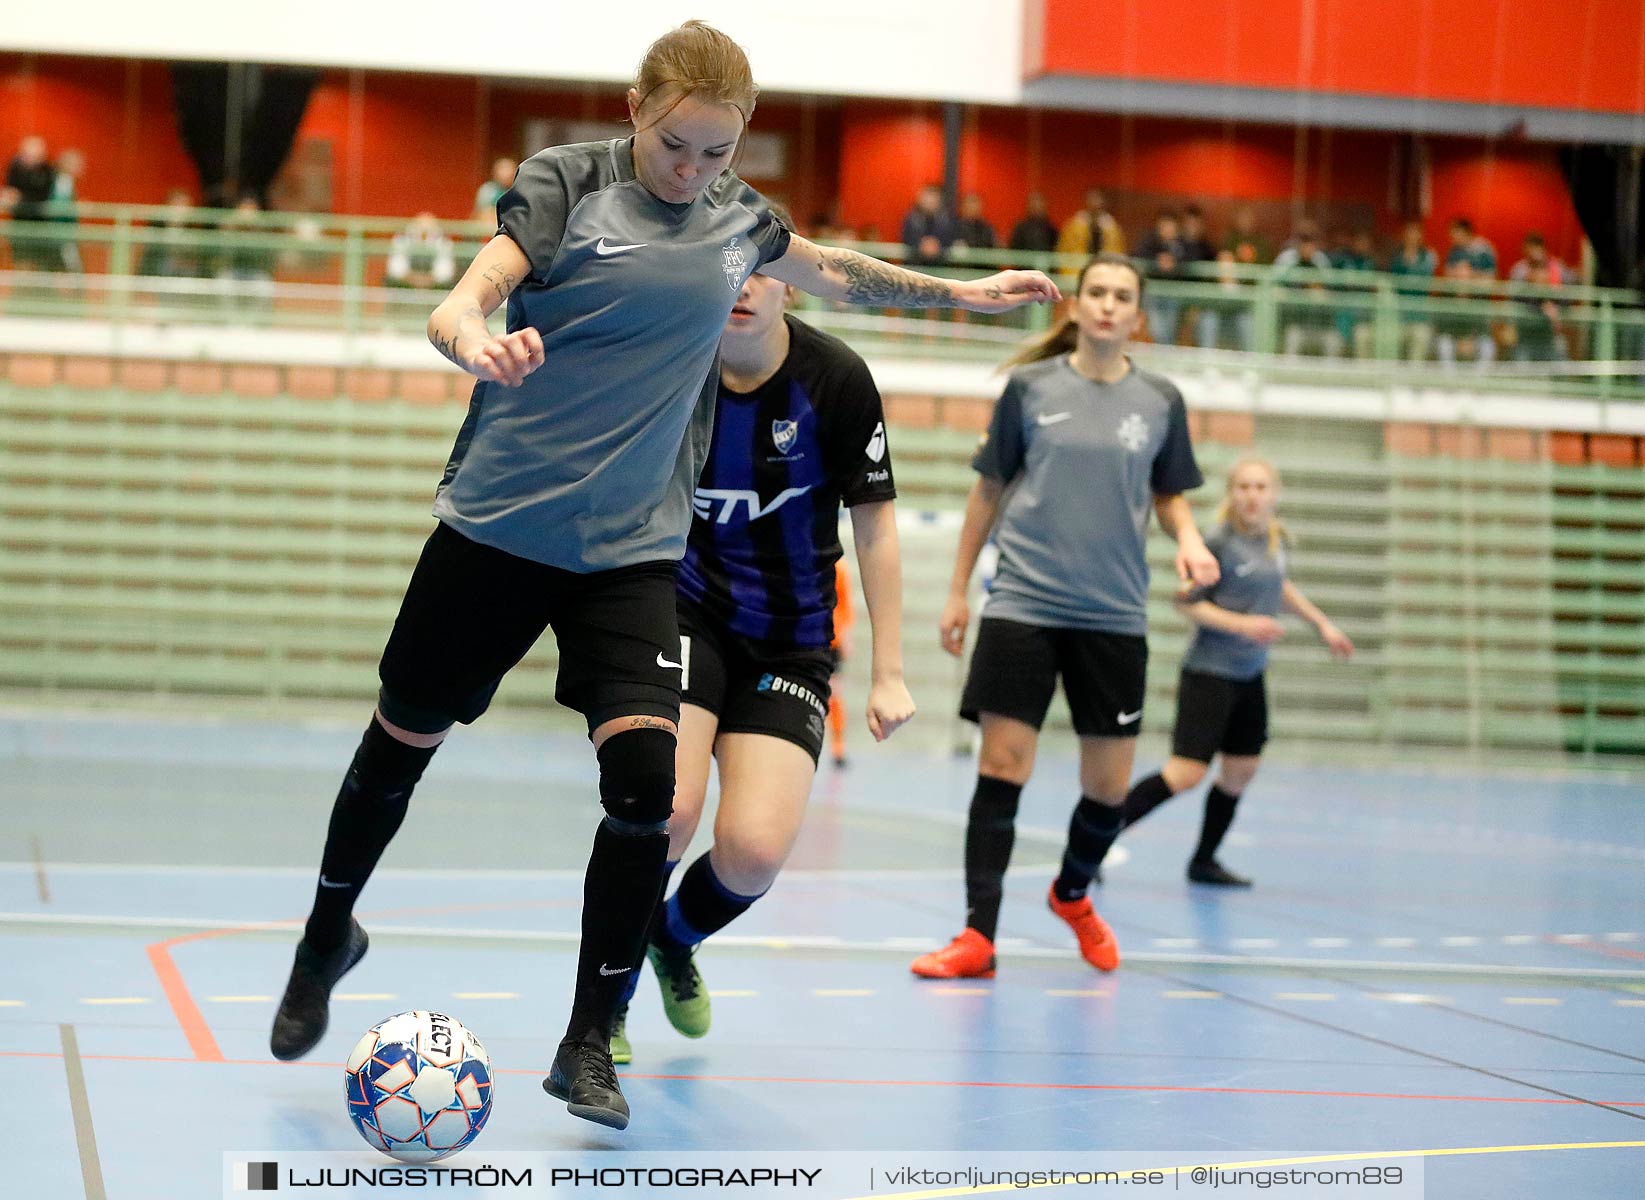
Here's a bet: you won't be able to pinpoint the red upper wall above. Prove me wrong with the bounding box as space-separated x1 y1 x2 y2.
1033 0 1645 116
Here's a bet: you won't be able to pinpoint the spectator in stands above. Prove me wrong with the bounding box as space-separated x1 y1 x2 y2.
1508 235 1569 363
215 195 276 309
1330 229 1377 358
1434 257 1497 370
1387 219 1437 361
1057 187 1126 258
900 183 954 265
952 192 997 252
472 156 517 225
1009 191 1058 254
139 188 207 281
1223 205 1272 267
1194 249 1255 351
385 212 457 290
1178 204 1216 269
4 135 59 272
1444 216 1497 277
1509 231 1570 287
49 147 85 274
1272 222 1342 358
1134 208 1186 345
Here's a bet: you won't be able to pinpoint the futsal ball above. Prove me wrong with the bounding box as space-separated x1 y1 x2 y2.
345 1010 493 1162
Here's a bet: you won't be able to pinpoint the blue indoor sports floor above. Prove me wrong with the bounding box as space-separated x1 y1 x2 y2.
3 711 1642 1198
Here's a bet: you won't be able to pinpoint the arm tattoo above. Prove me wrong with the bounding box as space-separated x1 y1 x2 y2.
431 326 462 366
481 263 518 305
828 249 954 308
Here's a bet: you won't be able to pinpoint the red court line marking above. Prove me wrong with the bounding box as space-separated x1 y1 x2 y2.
1566 939 1645 963
4 1048 1639 1110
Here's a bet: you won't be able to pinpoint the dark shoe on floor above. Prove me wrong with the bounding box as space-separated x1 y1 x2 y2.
1188 858 1253 888
269 918 369 1061
543 1029 629 1130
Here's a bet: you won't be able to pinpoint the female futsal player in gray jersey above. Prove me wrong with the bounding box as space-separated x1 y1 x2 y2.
267 21 1058 1131
913 253 1218 980
1107 457 1354 887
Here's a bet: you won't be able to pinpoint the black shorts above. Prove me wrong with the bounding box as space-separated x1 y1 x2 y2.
959 616 1148 738
678 600 833 764
377 522 682 736
1170 669 1269 761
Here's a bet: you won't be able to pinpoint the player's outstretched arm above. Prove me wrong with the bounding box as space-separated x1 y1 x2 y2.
427 234 544 387
760 234 1061 314
1282 580 1355 658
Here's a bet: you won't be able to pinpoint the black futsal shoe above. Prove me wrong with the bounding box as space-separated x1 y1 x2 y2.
1187 858 1253 888
544 1029 630 1129
269 918 369 1060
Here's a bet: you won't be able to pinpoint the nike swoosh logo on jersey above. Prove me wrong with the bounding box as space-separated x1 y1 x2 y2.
657 652 684 671
1234 562 1258 576
596 237 648 256
1036 411 1073 426
598 964 633 976
1116 709 1142 726
319 875 351 889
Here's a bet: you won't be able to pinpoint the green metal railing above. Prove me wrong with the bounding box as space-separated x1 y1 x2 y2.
4 201 1645 395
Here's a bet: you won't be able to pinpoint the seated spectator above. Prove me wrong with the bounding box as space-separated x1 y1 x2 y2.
1387 220 1438 361
1178 204 1216 268
952 192 996 252
384 212 456 289
1222 204 1272 268
1056 187 1126 258
1508 235 1570 362
472 156 516 225
1134 208 1186 344
4 135 60 272
1434 258 1497 370
1008 191 1057 254
900 183 954 266
49 147 85 274
1330 229 1377 358
1273 222 1343 357
139 188 207 280
1444 216 1498 277
214 195 277 309
1194 249 1256 351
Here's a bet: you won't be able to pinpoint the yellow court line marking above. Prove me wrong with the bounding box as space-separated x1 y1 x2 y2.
1503 997 1561 1006
813 989 875 997
333 993 397 1001
1045 989 1110 997
452 992 520 1000
206 995 273 1003
836 1141 1645 1199
708 990 758 998
1616 999 1645 1007
0 1000 24 1007
81 997 150 1005
1275 992 1336 1001
1163 990 1220 999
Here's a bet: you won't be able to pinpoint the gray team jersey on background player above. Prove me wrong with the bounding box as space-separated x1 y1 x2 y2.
1180 522 1288 680
434 139 790 571
973 356 1202 634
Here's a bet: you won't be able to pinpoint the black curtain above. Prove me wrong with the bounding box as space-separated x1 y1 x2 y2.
1560 144 1644 289
171 63 320 209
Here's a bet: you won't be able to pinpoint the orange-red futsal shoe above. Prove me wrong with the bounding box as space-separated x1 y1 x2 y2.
910 928 996 978
1046 885 1121 972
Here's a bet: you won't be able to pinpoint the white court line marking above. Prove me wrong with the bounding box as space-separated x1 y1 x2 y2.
1604 933 1638 943
813 989 875 998
452 992 519 1000
1376 937 1418 947
81 997 150 1006
1275 992 1336 1001
1381 993 1444 1005
1164 990 1221 1000
1553 933 1591 944
1442 936 1482 947
206 995 273 1003
4 912 1643 981
334 993 396 1001
1504 997 1561 1006
929 987 991 996
1231 938 1278 949
1307 937 1351 948
708 990 757 998
1617 999 1645 1008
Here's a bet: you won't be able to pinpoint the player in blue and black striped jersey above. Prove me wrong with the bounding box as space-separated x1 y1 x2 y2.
610 222 916 1062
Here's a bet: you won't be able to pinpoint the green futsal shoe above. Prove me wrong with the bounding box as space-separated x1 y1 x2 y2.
647 943 711 1038
609 1003 632 1065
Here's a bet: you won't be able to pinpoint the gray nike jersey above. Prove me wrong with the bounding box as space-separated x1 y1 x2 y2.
1181 522 1288 680
972 356 1202 634
433 138 790 571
